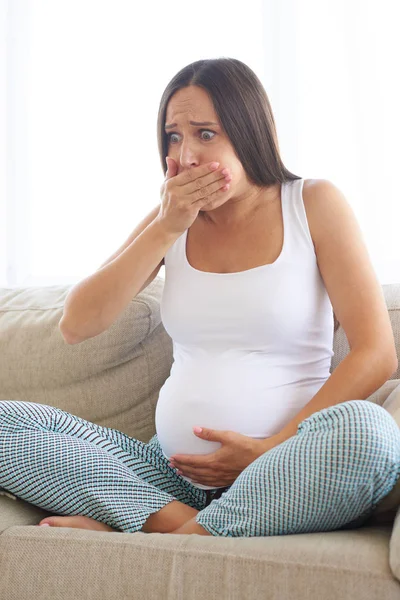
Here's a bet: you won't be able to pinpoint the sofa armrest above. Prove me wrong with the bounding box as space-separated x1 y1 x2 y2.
389 505 400 580
367 379 400 407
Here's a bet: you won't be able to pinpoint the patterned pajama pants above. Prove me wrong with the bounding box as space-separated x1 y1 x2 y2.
1 399 400 537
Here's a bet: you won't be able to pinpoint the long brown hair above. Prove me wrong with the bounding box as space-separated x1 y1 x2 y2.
157 57 301 186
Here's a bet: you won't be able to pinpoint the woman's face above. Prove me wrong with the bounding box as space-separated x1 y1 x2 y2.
164 85 249 202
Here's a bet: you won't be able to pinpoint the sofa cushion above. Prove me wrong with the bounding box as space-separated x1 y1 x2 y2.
1 523 398 600
0 277 172 441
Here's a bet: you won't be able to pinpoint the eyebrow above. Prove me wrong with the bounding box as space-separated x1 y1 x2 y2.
164 120 218 130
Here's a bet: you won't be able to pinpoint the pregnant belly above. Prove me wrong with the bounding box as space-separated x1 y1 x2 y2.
155 355 325 463
155 359 280 460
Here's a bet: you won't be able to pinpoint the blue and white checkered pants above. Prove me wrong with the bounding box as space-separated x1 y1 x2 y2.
1 399 399 537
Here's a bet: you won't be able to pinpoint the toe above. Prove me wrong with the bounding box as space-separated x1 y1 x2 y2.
40 516 74 528
37 515 117 532
38 516 70 527
38 518 55 526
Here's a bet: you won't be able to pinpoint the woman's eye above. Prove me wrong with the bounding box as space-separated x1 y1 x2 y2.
168 133 179 144
167 130 215 143
200 130 215 141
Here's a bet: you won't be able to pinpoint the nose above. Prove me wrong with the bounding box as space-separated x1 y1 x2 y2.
179 139 201 170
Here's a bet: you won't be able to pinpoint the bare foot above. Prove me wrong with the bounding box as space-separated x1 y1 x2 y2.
37 515 119 532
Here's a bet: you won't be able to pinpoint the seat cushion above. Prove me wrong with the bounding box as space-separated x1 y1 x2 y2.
1 523 398 600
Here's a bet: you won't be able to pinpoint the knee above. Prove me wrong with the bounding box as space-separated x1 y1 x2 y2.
0 401 20 431
0 400 19 415
298 399 400 457
0 400 34 423
335 400 400 460
340 399 397 432
302 399 394 434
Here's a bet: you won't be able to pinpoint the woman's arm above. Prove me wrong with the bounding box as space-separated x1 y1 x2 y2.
258 179 398 450
259 346 397 451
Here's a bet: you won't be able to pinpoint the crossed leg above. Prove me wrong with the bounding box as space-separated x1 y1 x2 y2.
38 500 211 535
5 399 399 538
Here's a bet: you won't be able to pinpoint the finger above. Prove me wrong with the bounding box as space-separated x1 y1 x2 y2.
184 169 230 201
170 455 203 467
174 464 203 476
172 459 205 470
172 162 231 206
165 156 178 179
173 456 215 472
177 466 214 480
193 178 231 206
177 161 220 189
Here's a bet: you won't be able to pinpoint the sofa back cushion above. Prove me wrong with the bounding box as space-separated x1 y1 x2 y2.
0 279 399 446
0 278 172 442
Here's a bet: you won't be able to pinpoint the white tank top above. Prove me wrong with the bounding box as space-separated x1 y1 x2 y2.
155 178 334 489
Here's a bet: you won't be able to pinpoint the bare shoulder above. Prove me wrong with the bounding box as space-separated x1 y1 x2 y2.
301 178 397 367
301 178 349 251
302 177 342 196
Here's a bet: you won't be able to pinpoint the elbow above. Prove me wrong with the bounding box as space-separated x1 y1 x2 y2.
59 328 79 345
377 345 398 379
354 344 398 380
61 332 83 345
58 317 84 345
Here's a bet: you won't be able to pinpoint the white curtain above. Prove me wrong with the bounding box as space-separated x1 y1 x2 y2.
1 0 399 288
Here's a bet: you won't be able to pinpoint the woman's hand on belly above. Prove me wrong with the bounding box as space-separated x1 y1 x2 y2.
169 427 268 487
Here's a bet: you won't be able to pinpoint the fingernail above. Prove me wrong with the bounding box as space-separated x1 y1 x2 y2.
39 523 51 527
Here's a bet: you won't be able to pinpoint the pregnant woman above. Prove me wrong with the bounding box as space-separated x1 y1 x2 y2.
1 57 399 537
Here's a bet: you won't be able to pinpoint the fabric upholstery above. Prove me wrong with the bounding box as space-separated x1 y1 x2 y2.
0 279 173 442
1 525 399 600
1 278 400 599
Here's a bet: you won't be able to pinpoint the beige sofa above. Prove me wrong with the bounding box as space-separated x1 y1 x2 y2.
1 277 400 600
